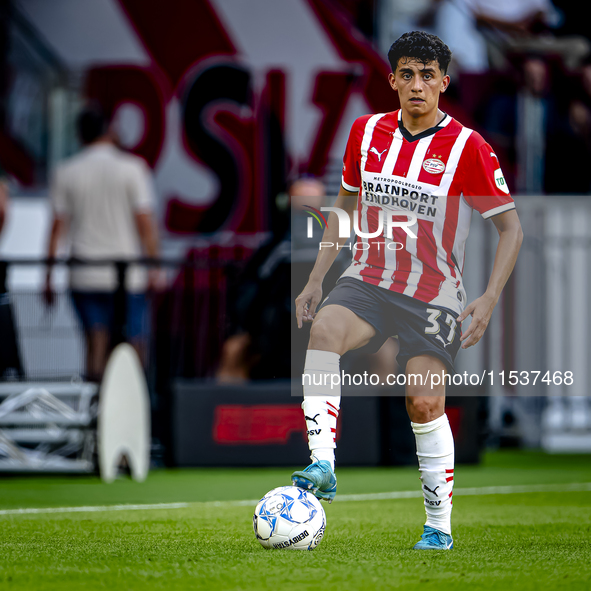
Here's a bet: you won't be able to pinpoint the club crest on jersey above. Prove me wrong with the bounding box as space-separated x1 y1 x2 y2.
422 158 446 175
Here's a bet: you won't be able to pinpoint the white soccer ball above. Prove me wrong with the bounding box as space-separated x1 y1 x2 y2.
253 485 326 550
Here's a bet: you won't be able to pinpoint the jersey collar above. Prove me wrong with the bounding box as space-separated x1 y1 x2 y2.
397 109 450 143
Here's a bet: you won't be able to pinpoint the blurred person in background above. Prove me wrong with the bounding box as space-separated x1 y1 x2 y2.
384 0 589 74
383 0 489 74
469 0 558 36
464 0 589 70
432 0 489 74
216 177 326 382
44 105 160 382
381 0 437 50
515 57 552 194
545 55 591 194
485 56 555 194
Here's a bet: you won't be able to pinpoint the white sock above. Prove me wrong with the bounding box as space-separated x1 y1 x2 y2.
411 413 455 535
302 349 341 470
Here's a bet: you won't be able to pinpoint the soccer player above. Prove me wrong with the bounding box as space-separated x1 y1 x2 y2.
291 31 523 550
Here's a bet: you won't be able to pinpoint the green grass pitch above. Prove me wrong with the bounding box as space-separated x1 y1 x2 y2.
0 450 590 590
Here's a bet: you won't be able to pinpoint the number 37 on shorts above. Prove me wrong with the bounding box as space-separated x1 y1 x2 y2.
424 308 458 349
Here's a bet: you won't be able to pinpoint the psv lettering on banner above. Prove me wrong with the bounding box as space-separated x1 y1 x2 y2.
78 0 395 236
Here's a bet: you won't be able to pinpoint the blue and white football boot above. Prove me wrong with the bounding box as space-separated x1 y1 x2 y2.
413 526 454 550
291 460 337 503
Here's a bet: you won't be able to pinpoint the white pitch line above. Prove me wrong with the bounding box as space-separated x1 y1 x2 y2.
0 502 190 516
1 482 590 517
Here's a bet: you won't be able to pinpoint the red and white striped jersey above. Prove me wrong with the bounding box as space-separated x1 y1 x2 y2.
340 109 515 314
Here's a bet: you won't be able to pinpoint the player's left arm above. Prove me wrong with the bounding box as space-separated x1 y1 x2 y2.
457 134 523 349
44 167 70 306
458 209 523 348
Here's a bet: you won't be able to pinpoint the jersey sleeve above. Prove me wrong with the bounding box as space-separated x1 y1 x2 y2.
460 135 515 219
127 157 155 212
341 117 366 193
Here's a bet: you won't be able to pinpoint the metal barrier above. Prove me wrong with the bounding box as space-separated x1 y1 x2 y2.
0 251 249 469
0 382 97 472
0 252 248 382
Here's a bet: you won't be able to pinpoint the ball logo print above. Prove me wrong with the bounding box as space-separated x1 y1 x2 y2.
253 486 326 550
312 522 326 546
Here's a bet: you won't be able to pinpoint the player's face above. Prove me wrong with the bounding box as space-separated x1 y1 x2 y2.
388 58 449 118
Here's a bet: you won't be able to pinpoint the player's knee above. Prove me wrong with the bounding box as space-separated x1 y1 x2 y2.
406 396 444 423
309 315 346 354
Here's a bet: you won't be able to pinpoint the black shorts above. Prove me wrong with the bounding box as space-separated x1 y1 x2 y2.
319 277 462 374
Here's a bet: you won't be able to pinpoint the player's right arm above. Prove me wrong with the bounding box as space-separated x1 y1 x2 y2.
128 157 163 290
296 115 366 328
295 187 357 328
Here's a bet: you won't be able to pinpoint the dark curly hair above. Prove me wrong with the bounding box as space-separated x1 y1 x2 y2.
388 31 452 75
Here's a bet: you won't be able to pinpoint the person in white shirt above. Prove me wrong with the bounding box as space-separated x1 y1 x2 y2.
45 106 160 382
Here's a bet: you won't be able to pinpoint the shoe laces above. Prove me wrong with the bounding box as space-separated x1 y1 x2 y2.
423 527 448 542
305 461 331 474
